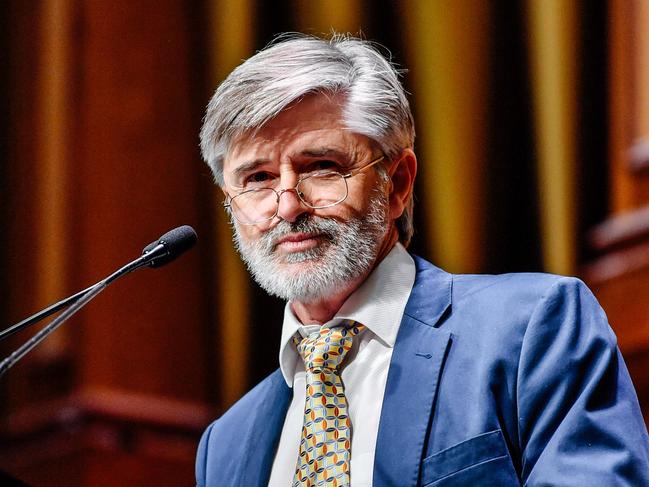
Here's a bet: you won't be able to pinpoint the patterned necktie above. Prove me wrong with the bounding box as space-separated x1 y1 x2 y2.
292 321 365 487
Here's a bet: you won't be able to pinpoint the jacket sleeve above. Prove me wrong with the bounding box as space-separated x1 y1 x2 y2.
517 277 649 485
195 421 216 487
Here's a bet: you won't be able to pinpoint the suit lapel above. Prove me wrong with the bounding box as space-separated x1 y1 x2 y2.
373 257 453 487
238 370 292 486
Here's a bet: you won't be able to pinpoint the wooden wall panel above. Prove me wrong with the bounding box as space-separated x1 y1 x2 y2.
71 0 211 401
1 1 216 484
584 0 649 414
609 0 649 211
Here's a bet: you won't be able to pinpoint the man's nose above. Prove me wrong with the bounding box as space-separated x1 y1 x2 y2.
276 188 310 222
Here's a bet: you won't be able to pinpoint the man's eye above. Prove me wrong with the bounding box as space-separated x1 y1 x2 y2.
309 160 339 172
245 172 273 186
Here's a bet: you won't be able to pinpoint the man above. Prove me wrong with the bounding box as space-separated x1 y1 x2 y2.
196 33 649 486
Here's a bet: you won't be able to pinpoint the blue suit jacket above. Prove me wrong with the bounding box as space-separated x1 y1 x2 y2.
196 257 649 486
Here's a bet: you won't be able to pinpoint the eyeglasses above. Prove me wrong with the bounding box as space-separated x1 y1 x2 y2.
224 155 385 225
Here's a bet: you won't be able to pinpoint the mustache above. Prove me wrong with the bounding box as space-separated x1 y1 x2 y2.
261 215 339 251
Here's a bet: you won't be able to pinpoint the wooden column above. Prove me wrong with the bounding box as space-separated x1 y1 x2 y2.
402 0 491 273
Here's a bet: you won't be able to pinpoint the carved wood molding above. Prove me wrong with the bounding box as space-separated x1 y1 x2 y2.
630 138 649 173
583 238 649 283
0 388 217 477
0 387 215 446
584 205 649 282
588 205 649 251
1 387 214 438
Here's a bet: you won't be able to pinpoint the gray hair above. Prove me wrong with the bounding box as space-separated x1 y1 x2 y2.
200 33 416 246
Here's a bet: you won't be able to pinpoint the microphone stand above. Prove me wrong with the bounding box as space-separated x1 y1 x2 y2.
1 226 196 345
0 285 95 342
0 283 105 377
0 245 163 377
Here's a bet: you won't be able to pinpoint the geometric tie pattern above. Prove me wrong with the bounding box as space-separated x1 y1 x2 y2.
292 320 366 487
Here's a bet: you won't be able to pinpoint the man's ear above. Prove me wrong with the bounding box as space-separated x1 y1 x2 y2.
387 149 417 220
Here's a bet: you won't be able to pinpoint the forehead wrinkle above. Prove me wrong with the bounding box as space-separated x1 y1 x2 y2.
298 148 348 158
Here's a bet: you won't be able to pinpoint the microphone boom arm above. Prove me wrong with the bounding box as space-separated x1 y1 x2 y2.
0 225 197 376
0 282 106 377
0 244 163 343
0 285 96 342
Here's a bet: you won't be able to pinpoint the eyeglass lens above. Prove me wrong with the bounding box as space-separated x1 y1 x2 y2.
230 172 348 224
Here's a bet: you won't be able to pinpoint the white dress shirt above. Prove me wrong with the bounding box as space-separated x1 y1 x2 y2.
268 243 416 487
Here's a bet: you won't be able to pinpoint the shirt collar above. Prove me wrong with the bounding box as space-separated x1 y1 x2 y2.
278 243 416 386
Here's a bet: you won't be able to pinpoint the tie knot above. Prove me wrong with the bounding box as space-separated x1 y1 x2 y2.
295 321 365 372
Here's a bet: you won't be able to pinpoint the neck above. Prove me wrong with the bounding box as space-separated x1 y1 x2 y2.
290 227 399 325
290 276 364 325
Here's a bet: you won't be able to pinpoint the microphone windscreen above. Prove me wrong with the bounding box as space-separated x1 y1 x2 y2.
142 225 198 268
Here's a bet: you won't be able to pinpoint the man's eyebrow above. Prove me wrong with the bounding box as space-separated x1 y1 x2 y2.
231 149 348 178
232 159 270 178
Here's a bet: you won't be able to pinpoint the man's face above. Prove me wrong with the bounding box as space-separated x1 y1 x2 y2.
221 93 394 302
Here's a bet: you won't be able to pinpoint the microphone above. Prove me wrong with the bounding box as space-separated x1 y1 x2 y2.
0 226 198 342
140 225 198 269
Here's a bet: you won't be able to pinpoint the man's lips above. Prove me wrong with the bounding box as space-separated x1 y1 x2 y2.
273 233 323 252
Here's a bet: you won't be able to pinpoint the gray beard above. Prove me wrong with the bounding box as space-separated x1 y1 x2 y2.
232 189 390 302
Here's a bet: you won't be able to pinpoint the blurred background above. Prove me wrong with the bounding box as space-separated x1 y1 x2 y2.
1 0 648 485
